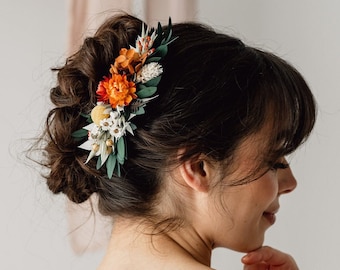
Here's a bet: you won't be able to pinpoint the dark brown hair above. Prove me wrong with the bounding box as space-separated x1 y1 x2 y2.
38 14 316 219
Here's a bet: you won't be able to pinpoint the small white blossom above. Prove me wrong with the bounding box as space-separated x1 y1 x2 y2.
136 62 163 83
108 114 124 139
110 126 124 140
88 124 99 139
100 118 113 131
110 110 121 120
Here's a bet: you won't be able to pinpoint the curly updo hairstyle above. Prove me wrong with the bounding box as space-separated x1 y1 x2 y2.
40 14 316 219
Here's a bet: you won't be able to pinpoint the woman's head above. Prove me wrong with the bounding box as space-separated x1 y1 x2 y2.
41 14 315 224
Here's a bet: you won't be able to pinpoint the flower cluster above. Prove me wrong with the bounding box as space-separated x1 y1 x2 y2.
72 19 177 178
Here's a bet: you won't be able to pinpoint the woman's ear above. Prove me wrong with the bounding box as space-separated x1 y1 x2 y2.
179 157 215 193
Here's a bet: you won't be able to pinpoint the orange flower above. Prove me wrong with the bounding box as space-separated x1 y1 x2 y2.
97 74 137 108
111 48 141 75
96 76 110 102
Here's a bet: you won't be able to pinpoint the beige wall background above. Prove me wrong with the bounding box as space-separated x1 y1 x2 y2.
1 0 339 269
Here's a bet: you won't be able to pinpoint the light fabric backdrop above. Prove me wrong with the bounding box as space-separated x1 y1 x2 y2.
1 0 339 269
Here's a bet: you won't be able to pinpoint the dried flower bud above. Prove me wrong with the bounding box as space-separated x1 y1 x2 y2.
106 139 114 147
92 143 99 152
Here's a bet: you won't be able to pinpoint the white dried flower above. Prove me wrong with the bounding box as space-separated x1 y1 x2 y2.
136 62 163 83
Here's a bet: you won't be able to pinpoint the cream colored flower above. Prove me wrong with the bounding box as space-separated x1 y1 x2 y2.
136 62 163 83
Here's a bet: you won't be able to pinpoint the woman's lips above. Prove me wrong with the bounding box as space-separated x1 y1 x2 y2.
263 212 277 225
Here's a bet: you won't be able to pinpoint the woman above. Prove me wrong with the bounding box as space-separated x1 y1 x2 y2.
40 13 315 269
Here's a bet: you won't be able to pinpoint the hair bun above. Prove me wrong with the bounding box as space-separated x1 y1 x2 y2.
41 14 144 204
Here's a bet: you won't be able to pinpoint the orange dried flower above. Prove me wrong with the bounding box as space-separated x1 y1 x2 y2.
111 48 141 74
96 76 110 102
97 74 137 108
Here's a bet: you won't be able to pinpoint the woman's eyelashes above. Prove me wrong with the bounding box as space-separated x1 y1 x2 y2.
270 161 290 171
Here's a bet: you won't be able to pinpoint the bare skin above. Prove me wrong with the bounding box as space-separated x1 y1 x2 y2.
97 219 214 270
242 246 299 269
97 132 299 270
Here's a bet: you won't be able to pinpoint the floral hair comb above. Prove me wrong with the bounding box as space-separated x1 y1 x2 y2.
72 18 177 178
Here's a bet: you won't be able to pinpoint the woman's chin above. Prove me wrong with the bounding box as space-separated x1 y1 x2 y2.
233 239 264 253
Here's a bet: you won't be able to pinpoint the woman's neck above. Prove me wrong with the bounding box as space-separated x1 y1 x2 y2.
97 217 213 270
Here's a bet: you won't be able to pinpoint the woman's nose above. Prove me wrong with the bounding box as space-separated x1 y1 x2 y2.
278 165 297 195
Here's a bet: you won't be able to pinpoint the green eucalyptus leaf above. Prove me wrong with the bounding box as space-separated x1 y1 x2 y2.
146 56 162 63
117 154 124 165
80 113 92 123
135 106 145 115
115 163 121 177
124 137 128 157
106 154 116 179
144 76 161 87
130 123 137 130
154 45 168 57
138 84 147 90
72 129 88 138
96 156 102 169
117 138 125 164
137 87 157 98
73 137 84 142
